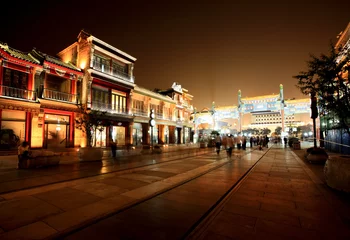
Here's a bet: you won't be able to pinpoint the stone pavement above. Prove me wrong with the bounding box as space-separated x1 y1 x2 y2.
0 144 349 239
196 145 350 239
0 146 246 239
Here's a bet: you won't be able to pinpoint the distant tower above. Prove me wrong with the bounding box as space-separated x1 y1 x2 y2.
280 84 285 133
211 101 216 130
238 90 242 132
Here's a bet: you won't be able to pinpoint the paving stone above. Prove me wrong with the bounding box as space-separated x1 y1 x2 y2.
136 169 177 178
236 192 296 209
0 196 62 231
264 192 323 202
33 187 102 211
206 213 256 239
239 181 266 192
266 176 291 183
255 218 322 239
236 188 265 197
98 176 149 190
226 195 261 209
0 221 57 240
71 182 128 198
43 195 134 232
158 189 216 208
121 180 174 199
202 231 234 240
148 197 207 216
223 204 300 227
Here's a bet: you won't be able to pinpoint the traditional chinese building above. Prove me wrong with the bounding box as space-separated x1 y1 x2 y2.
58 30 136 147
0 42 83 150
131 85 176 145
0 31 194 150
156 82 194 144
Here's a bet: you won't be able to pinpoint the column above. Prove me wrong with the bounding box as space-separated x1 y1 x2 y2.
157 125 164 144
142 122 149 145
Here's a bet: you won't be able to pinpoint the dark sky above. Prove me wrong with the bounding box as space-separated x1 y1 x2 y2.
1 1 349 110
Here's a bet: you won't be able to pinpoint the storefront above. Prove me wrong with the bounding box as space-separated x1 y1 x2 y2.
43 113 72 148
110 124 126 146
150 125 158 144
132 123 143 146
164 125 169 144
0 110 26 148
183 127 191 143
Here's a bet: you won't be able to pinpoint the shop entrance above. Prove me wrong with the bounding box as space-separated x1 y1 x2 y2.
43 114 70 149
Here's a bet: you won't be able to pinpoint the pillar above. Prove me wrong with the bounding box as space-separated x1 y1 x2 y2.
142 122 149 145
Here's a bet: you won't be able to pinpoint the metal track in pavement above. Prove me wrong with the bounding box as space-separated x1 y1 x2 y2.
183 147 271 239
0 148 213 195
56 147 261 240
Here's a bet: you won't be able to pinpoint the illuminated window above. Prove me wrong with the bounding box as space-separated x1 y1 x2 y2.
112 90 127 113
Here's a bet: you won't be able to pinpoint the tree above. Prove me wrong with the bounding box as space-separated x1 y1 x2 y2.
261 128 271 135
294 43 350 134
274 126 282 135
75 104 108 147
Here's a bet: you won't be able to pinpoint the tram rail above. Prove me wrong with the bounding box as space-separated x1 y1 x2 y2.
0 147 213 195
56 147 266 240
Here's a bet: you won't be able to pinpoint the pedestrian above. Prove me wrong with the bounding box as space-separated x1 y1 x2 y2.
226 135 234 158
242 136 247 150
284 137 288 147
265 135 269 148
222 134 227 151
110 139 117 158
18 141 30 169
215 133 222 155
250 137 253 148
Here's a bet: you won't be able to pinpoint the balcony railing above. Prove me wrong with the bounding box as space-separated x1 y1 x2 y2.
42 89 76 103
91 101 129 115
92 60 134 82
1 85 37 101
132 108 148 117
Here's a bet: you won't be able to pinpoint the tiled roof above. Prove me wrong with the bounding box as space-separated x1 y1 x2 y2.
45 54 81 71
0 42 40 64
31 49 81 72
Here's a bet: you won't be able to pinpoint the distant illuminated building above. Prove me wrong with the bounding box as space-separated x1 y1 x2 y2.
194 84 311 136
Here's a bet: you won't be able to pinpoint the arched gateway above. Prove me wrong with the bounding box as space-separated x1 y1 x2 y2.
192 85 311 139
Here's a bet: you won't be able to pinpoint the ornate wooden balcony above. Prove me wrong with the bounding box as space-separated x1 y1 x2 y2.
132 108 148 117
0 85 37 101
92 60 134 83
42 89 77 103
91 101 129 115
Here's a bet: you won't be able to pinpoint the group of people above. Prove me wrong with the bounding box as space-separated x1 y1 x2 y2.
214 133 270 157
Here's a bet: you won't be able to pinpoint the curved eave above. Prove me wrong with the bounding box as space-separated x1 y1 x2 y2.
44 61 83 76
0 49 41 68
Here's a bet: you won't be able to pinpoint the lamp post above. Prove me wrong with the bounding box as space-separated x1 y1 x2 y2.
149 109 155 149
310 92 318 148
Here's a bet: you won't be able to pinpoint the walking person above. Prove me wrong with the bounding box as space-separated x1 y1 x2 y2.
226 135 234 158
18 141 30 169
250 137 253 148
284 137 288 147
110 139 117 158
215 133 222 155
222 134 227 151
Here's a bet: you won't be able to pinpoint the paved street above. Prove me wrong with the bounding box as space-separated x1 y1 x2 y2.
0 144 349 239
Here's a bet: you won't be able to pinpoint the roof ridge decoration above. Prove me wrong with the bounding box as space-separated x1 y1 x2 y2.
0 42 40 64
31 48 81 72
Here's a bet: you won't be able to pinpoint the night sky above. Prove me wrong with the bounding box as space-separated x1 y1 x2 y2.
1 1 349 110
